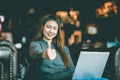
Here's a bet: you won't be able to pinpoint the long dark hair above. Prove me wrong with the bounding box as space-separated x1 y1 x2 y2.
32 14 70 68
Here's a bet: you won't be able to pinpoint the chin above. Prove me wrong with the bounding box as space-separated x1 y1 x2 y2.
47 37 53 40
47 36 55 39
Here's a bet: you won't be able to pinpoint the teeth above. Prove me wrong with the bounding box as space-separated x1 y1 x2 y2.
48 33 53 37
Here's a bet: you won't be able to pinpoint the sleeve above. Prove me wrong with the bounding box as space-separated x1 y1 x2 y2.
64 46 75 73
29 41 44 60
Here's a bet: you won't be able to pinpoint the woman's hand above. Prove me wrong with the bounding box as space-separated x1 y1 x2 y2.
42 42 56 60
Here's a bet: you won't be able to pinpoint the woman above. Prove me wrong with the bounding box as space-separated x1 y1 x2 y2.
29 14 75 80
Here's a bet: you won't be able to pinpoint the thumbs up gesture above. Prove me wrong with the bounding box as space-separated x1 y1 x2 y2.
46 42 56 60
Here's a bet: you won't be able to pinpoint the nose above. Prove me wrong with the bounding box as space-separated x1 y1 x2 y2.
49 27 54 32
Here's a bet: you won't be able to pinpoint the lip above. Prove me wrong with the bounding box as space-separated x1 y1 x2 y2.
47 33 54 37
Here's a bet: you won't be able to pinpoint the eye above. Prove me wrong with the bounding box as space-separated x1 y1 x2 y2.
53 27 57 30
46 25 51 28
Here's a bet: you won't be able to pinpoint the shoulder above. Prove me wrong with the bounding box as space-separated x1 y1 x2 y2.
30 41 39 44
30 40 46 45
63 46 70 54
30 40 45 47
64 46 69 50
30 41 39 46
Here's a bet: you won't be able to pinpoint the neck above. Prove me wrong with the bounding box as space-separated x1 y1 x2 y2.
43 38 52 43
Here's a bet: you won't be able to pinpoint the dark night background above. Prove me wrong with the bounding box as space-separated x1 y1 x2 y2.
0 0 120 44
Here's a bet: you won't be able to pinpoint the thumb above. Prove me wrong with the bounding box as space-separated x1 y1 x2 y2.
47 42 51 49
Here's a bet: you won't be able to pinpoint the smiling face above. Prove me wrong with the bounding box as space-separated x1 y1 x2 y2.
43 20 58 42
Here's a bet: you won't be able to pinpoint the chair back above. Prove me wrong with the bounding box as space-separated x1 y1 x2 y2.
115 48 120 80
0 40 17 80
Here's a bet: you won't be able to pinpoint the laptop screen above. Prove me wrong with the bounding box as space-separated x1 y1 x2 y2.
72 51 110 80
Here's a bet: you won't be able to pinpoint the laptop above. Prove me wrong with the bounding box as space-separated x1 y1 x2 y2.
72 51 110 80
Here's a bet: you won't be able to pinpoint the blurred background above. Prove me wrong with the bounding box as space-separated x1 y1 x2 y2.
0 1 120 79
0 0 120 51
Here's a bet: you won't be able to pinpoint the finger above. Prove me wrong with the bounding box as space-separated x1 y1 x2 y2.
47 42 51 49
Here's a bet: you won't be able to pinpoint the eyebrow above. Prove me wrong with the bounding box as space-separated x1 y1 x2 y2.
45 24 58 28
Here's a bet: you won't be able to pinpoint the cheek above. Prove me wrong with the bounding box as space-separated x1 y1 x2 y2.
55 30 58 34
43 29 47 36
55 31 58 34
43 28 47 33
